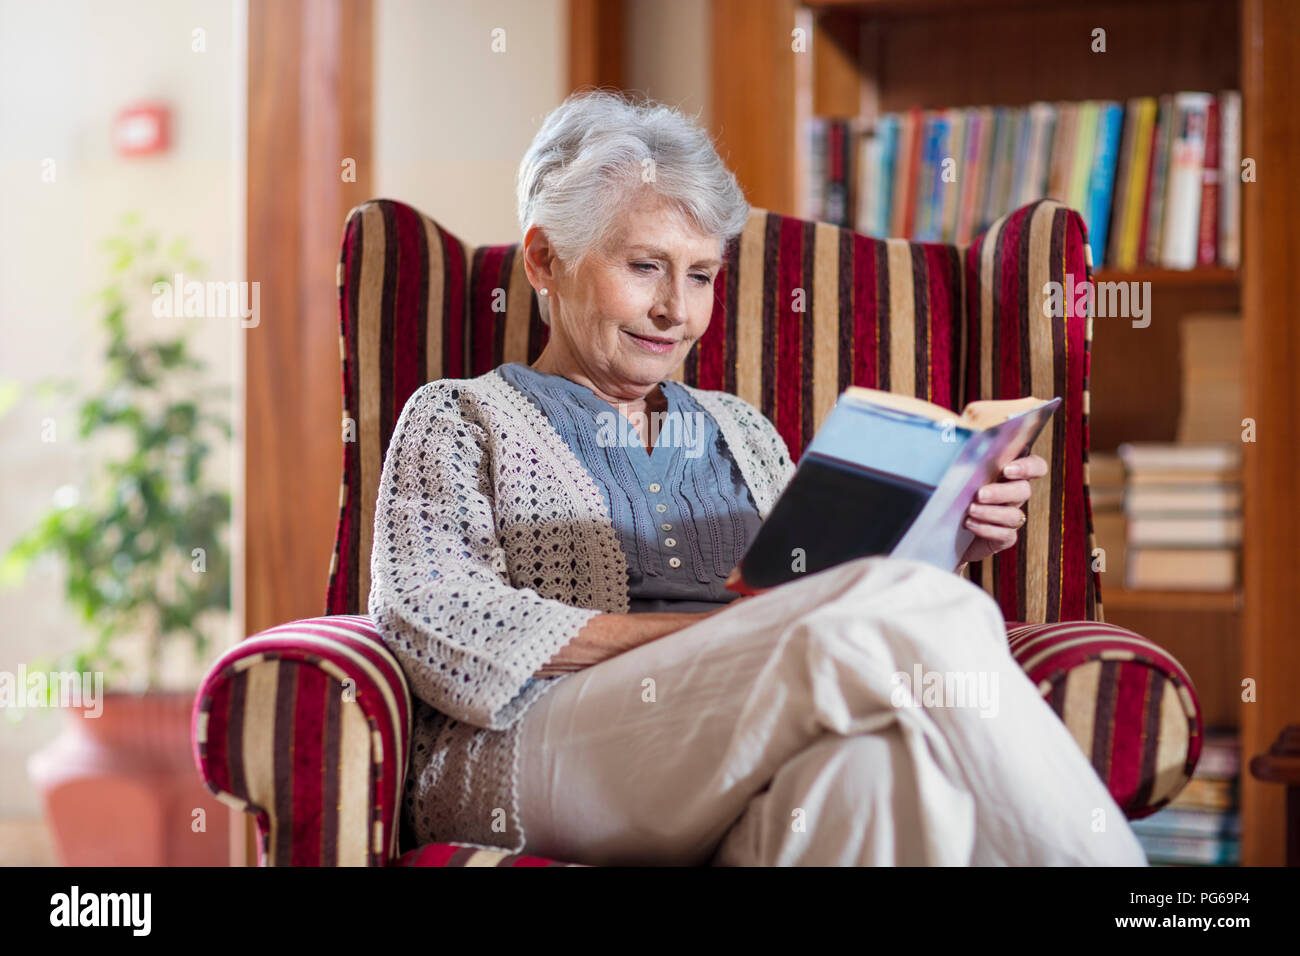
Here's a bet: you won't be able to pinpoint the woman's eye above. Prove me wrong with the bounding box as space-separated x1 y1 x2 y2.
691 273 713 285
632 262 657 273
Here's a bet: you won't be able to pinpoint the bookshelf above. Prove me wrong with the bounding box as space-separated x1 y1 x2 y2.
708 0 1300 865
1092 267 1239 287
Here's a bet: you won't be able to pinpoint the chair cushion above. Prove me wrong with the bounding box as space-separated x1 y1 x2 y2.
393 844 583 867
1006 620 1204 820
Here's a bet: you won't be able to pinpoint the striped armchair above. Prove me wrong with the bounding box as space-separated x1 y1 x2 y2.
192 198 1204 866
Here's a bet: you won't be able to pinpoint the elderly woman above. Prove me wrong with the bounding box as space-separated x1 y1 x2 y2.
369 91 1146 866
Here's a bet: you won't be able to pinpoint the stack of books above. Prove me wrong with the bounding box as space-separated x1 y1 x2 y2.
807 91 1242 270
1117 443 1242 590
1131 729 1241 866
1088 452 1127 584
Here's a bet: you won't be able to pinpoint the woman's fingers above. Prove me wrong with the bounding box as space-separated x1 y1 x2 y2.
975 479 1032 506
967 502 1026 528
1001 454 1048 480
964 518 1019 550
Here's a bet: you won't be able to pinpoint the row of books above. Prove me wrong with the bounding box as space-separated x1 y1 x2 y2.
1131 729 1241 866
806 91 1242 270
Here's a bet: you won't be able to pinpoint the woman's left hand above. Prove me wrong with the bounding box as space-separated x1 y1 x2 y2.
959 454 1049 564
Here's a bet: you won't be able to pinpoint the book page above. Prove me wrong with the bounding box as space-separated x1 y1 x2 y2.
844 386 1052 432
958 396 1052 430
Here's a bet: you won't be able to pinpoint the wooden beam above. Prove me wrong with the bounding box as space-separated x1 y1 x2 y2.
710 0 800 215
245 0 373 862
1240 0 1300 867
568 0 625 92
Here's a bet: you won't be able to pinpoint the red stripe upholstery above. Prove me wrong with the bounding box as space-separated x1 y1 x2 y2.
1006 620 1204 819
192 615 579 866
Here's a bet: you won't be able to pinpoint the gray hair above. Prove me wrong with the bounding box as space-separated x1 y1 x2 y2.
516 89 749 323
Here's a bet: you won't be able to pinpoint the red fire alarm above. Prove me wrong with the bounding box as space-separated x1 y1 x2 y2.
112 103 171 157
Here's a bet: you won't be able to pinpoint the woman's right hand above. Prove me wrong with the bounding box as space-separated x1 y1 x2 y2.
534 608 726 678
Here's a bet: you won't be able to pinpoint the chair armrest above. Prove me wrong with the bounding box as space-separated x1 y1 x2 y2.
1004 620 1204 820
191 615 412 866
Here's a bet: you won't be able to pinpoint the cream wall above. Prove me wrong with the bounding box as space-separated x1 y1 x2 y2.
374 0 568 245
0 0 243 816
625 0 711 130
373 0 712 245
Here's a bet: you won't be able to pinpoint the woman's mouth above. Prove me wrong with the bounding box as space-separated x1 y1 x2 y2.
623 329 678 354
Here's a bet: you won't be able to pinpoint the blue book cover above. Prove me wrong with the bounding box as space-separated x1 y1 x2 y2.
1087 102 1124 268
875 114 900 237
726 388 1061 593
914 114 949 241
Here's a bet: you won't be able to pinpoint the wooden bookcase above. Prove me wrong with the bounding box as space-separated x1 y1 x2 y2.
707 0 1300 865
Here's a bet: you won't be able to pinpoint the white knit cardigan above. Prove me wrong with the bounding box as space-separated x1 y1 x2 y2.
368 367 796 852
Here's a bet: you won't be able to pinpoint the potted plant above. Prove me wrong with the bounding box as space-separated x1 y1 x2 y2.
1 212 233 865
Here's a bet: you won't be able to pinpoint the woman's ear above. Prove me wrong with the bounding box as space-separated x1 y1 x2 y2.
522 225 559 293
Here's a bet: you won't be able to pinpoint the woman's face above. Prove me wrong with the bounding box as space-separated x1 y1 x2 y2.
534 192 721 401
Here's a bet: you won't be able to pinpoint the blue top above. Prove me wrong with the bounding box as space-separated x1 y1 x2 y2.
497 362 763 613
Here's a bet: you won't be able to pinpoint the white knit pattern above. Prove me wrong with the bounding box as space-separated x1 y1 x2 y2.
369 368 796 852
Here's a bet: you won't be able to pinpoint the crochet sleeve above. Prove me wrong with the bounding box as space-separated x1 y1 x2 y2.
752 404 797 495
368 382 602 731
695 389 797 513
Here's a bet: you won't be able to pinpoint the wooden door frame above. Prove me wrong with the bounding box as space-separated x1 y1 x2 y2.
1240 0 1300 867
241 0 373 865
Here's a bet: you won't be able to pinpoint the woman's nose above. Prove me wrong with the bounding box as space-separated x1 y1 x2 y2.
652 277 689 325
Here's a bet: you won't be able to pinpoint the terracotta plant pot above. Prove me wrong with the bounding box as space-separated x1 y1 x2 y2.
27 690 229 866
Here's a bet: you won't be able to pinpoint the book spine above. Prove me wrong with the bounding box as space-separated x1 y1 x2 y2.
1087 102 1124 270
1009 106 1034 209
879 114 899 238
825 120 848 226
892 108 921 238
805 118 828 222
1143 94 1176 266
855 130 878 235
1160 92 1212 270
939 108 965 243
995 108 1024 222
1119 99 1157 270
955 109 980 244
1107 100 1139 269
914 112 947 241
1197 96 1221 266
1218 90 1242 268
1068 101 1099 221
1028 102 1057 203
979 107 1007 231
968 107 997 240
1047 101 1078 202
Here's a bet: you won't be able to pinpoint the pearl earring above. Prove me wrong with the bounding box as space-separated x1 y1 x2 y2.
539 287 549 296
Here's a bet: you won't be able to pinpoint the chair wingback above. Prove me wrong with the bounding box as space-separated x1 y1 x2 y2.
965 201 1101 624
327 198 1101 625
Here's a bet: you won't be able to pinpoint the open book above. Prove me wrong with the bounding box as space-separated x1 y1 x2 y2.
724 387 1062 594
